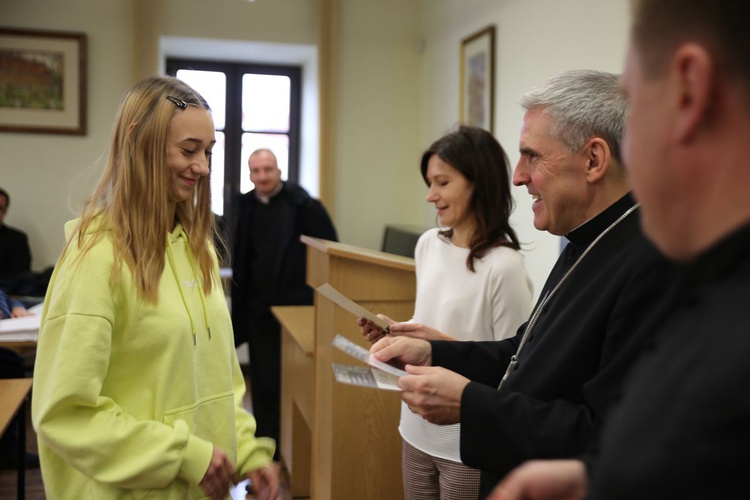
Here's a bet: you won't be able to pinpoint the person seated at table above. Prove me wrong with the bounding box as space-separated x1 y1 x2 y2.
0 287 37 469
0 187 32 289
0 288 32 319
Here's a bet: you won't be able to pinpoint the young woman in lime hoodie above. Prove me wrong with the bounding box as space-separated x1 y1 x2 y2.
32 76 279 500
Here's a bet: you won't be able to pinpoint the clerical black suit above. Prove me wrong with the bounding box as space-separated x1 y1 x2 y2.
586 223 750 499
429 194 680 498
231 180 337 455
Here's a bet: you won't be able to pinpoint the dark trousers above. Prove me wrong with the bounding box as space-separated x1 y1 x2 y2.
245 308 282 460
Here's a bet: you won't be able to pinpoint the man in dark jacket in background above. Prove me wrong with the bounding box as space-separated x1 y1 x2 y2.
231 148 337 459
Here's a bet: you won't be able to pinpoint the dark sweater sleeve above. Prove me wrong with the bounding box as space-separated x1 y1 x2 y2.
459 246 679 480
431 337 519 390
460 380 600 476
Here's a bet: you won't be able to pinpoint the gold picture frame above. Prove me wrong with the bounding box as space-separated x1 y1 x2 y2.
0 27 87 135
460 26 495 133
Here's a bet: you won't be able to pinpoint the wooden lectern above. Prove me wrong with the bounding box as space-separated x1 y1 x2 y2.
277 236 416 500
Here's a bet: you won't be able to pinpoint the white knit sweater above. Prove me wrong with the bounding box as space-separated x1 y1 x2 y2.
398 228 533 462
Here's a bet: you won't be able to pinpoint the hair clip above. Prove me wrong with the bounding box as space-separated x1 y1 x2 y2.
166 95 188 109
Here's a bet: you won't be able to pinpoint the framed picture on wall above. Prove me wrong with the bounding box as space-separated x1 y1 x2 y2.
460 25 495 133
0 28 87 135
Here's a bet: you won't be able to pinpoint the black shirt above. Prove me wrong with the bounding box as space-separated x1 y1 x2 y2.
587 222 750 499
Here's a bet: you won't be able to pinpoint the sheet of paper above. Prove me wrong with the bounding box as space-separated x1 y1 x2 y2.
0 302 43 342
332 363 402 391
316 283 390 330
333 334 407 378
0 314 40 332
0 313 41 335
331 334 407 391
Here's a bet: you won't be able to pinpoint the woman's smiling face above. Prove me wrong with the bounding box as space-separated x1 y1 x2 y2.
165 106 216 204
424 154 475 233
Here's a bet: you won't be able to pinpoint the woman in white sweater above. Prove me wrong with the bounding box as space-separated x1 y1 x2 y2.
361 126 533 500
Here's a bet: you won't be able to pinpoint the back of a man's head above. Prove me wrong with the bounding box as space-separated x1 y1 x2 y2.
632 0 750 100
519 70 626 165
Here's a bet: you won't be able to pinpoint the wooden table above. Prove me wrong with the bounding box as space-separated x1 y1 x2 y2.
0 378 33 500
0 342 37 356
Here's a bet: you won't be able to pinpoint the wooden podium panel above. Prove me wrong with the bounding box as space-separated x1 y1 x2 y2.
273 305 315 498
301 236 416 500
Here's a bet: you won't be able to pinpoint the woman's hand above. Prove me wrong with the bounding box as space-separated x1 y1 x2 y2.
199 447 237 500
388 322 454 341
358 315 453 343
357 314 394 343
246 462 280 500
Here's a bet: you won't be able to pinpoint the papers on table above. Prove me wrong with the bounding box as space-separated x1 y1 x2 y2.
0 302 43 342
331 334 407 391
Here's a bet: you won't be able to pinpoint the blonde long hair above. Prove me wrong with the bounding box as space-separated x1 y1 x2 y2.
70 76 216 302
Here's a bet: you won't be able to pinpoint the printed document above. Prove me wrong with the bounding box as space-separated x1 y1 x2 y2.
331 334 407 391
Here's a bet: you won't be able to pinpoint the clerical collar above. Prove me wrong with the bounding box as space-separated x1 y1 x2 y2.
565 193 637 246
255 182 284 205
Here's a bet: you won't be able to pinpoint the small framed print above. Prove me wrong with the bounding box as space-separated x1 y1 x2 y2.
460 26 495 133
0 28 87 135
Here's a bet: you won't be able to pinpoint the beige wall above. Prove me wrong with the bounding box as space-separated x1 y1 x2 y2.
0 0 630 297
330 0 426 250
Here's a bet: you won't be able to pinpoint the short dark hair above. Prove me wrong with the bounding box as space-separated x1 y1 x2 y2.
632 0 750 91
0 188 9 207
420 125 520 272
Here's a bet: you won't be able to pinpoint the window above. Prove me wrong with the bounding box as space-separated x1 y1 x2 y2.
167 59 301 230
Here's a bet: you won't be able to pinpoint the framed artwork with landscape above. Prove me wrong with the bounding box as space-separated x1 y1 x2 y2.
460 25 495 133
0 28 87 135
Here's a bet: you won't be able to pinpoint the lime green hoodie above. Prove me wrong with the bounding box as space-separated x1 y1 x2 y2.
32 219 274 499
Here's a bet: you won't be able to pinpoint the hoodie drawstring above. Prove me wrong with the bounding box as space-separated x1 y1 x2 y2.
167 225 212 345
185 241 212 340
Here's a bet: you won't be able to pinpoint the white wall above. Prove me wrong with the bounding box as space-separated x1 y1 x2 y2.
158 0 317 46
420 0 630 296
330 0 426 251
